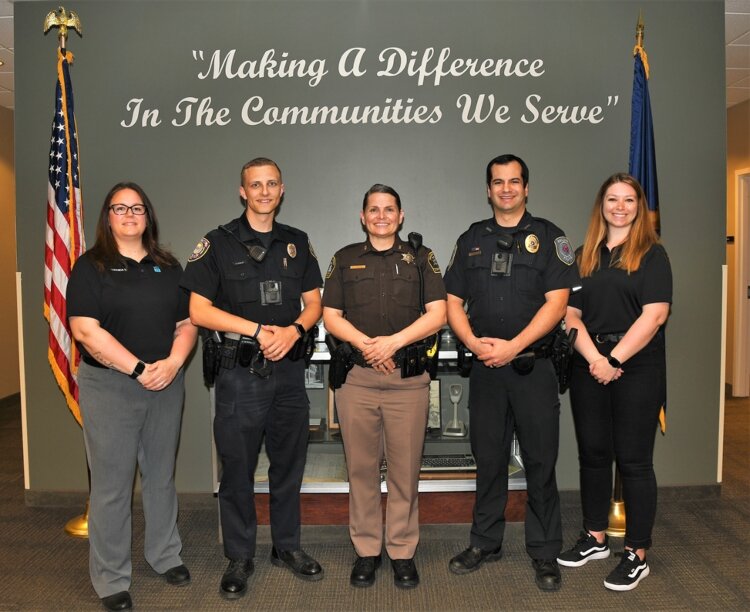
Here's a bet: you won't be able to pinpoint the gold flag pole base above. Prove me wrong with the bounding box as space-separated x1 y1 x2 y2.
605 498 626 537
64 499 89 538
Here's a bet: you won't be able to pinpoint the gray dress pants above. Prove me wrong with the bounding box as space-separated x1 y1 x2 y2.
78 362 185 598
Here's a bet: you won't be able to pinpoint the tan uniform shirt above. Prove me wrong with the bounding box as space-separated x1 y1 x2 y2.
323 236 446 338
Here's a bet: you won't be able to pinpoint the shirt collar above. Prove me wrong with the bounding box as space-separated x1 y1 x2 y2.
237 214 289 245
484 210 534 235
359 235 409 257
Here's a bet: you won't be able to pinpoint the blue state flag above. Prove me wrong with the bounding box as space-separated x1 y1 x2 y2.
628 45 660 235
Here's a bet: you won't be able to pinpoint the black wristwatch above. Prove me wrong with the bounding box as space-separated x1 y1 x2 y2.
129 360 146 379
293 323 306 338
607 354 622 368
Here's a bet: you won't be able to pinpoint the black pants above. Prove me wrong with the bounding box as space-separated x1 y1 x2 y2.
213 358 309 560
469 358 562 560
568 339 665 550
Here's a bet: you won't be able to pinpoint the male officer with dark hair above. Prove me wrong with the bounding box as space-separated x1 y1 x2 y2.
444 154 579 591
181 158 324 599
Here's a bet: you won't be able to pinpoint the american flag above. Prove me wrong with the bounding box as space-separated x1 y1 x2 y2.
43 50 85 425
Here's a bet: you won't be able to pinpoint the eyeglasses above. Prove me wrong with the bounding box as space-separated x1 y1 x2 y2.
109 204 147 215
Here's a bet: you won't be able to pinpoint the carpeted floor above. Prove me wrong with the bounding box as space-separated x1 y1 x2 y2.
0 394 747 611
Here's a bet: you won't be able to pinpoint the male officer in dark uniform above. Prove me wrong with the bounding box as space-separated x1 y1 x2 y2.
181 158 324 599
444 154 579 591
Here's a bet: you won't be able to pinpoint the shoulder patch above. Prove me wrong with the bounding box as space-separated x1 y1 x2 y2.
554 236 575 266
308 239 317 260
188 238 210 262
325 256 336 280
427 250 441 274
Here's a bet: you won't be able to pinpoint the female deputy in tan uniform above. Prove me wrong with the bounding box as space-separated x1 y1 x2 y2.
322 184 446 589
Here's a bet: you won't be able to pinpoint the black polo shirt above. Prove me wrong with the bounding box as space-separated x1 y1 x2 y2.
67 252 189 362
444 210 579 344
322 236 446 337
569 243 672 334
180 214 322 326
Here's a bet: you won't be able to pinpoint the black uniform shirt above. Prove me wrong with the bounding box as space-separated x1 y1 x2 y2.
569 243 672 333
67 252 189 362
322 236 446 338
180 214 322 326
444 210 580 344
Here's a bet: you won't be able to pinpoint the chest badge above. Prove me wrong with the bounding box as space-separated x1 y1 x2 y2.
287 243 297 258
401 253 415 265
525 234 540 254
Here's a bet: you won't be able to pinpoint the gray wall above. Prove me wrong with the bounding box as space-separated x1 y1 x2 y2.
15 0 726 493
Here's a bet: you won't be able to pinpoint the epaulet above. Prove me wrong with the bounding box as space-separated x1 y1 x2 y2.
528 215 564 237
337 241 365 255
276 221 306 238
463 218 495 238
469 218 493 231
213 218 240 236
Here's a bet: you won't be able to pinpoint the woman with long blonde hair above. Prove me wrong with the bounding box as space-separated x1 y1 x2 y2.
557 173 671 591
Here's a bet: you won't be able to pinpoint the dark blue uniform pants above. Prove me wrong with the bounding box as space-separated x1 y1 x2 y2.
469 358 562 560
568 340 664 550
213 358 309 560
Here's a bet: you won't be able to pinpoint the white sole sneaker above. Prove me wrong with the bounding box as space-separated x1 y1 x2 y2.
604 563 650 591
557 547 610 567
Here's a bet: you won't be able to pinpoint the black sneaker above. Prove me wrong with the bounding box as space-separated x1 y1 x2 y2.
604 550 650 591
557 531 610 567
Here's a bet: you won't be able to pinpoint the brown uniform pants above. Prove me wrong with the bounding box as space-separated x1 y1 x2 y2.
336 365 429 560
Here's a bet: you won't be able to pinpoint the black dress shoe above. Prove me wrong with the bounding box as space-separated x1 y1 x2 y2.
271 547 324 581
532 558 562 591
350 555 381 588
448 545 503 575
391 558 419 589
220 559 254 600
163 563 191 586
100 591 132 611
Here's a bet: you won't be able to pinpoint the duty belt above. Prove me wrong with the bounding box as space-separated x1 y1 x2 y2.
593 332 627 344
352 348 405 368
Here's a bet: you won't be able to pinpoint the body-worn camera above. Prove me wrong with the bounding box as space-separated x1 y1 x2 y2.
260 280 282 305
491 234 514 277
491 251 513 276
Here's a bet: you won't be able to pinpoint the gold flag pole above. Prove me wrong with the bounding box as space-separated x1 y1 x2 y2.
43 6 87 539
607 12 646 539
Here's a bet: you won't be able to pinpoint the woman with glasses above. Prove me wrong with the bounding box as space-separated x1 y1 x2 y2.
67 182 197 611
557 174 671 591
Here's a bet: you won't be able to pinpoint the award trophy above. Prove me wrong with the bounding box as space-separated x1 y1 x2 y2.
443 383 467 437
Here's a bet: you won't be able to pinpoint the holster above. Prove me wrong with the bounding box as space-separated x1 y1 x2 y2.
326 334 355 389
200 330 222 387
288 325 318 366
425 331 441 380
550 325 578 393
457 342 474 377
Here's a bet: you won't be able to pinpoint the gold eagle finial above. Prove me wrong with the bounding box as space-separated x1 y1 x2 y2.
43 6 82 49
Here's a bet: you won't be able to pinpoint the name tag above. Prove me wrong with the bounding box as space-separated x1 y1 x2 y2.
349 265 367 269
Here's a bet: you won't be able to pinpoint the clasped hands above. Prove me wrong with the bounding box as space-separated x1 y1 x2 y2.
359 335 403 375
470 336 520 368
137 356 180 391
589 356 623 385
258 324 300 361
